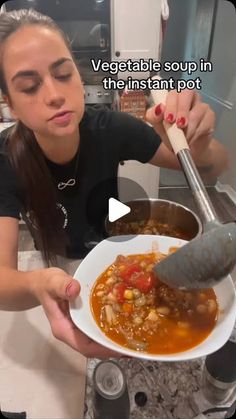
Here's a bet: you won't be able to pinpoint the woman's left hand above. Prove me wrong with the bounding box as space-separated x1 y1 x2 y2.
145 89 215 160
31 267 120 359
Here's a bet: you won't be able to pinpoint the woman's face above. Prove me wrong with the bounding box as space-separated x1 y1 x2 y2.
2 25 85 140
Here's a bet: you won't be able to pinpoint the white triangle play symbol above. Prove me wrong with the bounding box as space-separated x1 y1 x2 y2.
108 198 131 222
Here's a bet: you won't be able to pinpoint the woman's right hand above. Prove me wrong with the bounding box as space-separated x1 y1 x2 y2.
30 267 120 359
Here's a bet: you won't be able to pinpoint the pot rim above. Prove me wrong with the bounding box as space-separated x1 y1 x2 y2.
105 198 203 236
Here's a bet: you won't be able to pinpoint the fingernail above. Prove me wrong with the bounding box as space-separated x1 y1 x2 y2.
177 117 186 127
65 283 73 297
154 104 162 116
66 282 79 297
166 113 174 123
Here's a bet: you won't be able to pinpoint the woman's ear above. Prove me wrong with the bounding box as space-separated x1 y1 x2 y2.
2 94 18 120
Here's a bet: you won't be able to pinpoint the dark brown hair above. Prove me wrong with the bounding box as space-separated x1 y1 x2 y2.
0 9 73 264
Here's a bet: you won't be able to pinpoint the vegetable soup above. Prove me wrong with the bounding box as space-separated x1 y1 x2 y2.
108 219 191 240
90 252 218 354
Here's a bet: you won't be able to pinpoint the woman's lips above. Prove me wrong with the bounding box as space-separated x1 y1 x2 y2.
49 111 73 126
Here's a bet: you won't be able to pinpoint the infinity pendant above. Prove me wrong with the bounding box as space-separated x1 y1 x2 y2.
57 178 76 190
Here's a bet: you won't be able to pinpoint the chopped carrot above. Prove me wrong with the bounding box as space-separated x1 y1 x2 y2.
122 303 133 313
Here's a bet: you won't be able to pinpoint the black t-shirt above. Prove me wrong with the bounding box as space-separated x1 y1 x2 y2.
0 106 161 258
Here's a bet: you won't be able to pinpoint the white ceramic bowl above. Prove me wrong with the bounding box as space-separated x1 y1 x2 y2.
70 235 236 361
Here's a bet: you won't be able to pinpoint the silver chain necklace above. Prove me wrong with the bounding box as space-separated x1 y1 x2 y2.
57 151 79 191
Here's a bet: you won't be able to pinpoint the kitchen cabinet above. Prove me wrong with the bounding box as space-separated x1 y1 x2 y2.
111 0 162 78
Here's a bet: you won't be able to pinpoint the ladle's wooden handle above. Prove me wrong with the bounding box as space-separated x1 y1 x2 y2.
150 77 190 155
150 76 218 224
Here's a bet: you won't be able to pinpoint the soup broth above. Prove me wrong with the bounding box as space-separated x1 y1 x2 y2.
90 252 218 354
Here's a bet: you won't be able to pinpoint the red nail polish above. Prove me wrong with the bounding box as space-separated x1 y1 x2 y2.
177 117 186 127
155 104 162 116
166 113 174 123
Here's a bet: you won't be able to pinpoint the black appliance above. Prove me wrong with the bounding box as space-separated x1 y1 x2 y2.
5 0 113 105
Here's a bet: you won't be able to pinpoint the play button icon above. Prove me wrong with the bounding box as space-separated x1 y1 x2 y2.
86 176 150 244
108 198 131 222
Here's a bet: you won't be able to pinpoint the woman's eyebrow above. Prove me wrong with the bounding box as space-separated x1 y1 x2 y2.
50 57 73 71
11 70 38 82
11 57 73 82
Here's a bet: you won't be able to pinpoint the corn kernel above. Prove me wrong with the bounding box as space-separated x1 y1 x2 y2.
124 289 134 300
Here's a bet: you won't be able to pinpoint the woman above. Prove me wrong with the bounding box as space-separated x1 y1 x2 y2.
0 9 228 358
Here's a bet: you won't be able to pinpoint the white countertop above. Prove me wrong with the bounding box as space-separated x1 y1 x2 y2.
0 251 87 419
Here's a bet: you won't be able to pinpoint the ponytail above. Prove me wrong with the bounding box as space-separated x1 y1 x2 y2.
7 121 66 265
0 9 73 264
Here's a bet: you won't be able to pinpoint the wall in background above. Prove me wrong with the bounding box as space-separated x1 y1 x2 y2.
199 0 236 192
159 0 236 192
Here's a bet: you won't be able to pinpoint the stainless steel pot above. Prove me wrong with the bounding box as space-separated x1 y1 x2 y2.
105 199 202 240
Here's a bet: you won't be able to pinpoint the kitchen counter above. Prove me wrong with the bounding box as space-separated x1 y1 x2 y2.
0 252 87 419
84 357 236 419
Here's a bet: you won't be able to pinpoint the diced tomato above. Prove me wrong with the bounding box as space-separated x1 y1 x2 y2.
119 263 142 285
133 272 155 294
114 282 127 303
